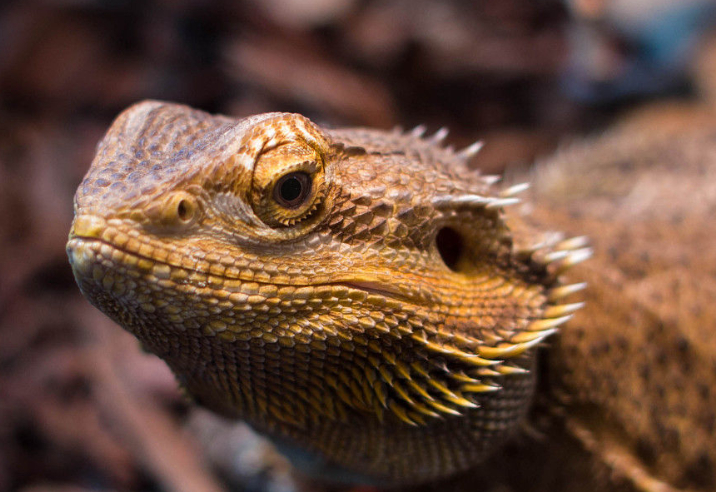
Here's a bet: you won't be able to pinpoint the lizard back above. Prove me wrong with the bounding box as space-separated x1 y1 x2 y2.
523 106 716 491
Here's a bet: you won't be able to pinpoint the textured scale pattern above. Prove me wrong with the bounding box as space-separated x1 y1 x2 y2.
67 101 589 485
520 108 716 492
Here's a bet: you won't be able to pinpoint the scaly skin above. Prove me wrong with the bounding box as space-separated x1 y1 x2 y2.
67 101 716 490
519 105 716 492
66 101 587 486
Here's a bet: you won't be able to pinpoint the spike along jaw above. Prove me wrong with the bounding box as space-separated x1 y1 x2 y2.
67 102 588 484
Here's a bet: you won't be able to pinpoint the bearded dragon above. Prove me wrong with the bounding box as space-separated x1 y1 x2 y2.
66 101 716 490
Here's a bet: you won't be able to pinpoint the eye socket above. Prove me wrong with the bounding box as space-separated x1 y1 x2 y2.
249 140 328 228
273 172 312 209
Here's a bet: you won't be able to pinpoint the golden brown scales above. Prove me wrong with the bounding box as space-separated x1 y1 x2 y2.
521 107 716 492
66 101 715 490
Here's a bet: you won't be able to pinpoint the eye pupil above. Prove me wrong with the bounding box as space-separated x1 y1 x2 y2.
274 172 311 208
281 177 303 202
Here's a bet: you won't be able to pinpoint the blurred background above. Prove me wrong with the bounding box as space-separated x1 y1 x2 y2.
1 0 716 491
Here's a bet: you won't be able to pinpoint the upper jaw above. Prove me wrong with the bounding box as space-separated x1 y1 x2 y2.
67 212 439 311
69 214 107 240
67 214 105 278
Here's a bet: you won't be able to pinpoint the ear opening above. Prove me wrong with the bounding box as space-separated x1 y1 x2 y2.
436 227 466 272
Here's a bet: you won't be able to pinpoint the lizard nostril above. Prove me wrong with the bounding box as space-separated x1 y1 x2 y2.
153 191 199 226
436 227 465 272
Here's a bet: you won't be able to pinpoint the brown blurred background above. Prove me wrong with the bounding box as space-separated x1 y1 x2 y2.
1 1 715 491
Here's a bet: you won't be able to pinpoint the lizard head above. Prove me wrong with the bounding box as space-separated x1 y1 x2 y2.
67 101 589 483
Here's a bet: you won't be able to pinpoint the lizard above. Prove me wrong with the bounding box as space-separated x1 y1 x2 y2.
66 100 716 490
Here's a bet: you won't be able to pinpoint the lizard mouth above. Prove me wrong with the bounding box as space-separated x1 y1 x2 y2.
69 236 416 305
66 216 425 304
334 280 416 304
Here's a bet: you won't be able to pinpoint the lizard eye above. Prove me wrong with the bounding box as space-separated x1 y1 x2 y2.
250 142 326 227
273 172 312 209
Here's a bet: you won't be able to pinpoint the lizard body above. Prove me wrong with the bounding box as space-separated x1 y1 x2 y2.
67 101 715 489
521 107 716 491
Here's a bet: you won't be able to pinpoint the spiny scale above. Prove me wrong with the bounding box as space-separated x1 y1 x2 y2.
410 124 427 138
548 282 588 301
67 102 588 486
459 140 485 159
500 182 530 197
429 127 449 143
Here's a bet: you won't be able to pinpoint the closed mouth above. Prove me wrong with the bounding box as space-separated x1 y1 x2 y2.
68 233 418 305
335 280 414 303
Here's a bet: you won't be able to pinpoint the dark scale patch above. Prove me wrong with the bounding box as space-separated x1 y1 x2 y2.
588 341 612 358
671 213 685 226
697 383 710 402
663 426 681 451
682 452 715 490
655 348 668 367
369 220 388 236
649 290 664 303
635 437 657 468
615 335 628 352
606 383 618 399
396 207 421 225
607 246 620 261
704 411 715 434
676 336 690 354
674 338 693 373
371 201 393 217
639 362 651 381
